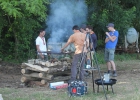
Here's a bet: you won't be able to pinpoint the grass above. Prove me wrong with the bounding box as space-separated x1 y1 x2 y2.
95 50 139 64
0 85 140 100
1 51 140 100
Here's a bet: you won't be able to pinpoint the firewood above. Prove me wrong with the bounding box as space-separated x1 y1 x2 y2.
39 72 46 77
21 76 39 83
41 79 46 85
24 73 40 77
25 67 43 72
21 69 33 74
47 68 58 73
38 73 54 80
21 63 28 68
29 81 47 86
21 63 49 72
23 73 54 80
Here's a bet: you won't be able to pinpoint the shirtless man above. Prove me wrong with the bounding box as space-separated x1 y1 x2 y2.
61 25 88 81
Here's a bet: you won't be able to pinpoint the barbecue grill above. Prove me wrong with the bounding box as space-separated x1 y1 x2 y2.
95 79 117 94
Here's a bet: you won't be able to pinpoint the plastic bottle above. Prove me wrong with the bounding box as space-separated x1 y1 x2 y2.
86 59 91 69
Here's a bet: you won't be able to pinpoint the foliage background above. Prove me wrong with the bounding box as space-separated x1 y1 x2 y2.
0 0 139 63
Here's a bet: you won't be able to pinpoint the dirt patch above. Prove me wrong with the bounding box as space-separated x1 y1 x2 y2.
0 62 22 88
0 60 140 89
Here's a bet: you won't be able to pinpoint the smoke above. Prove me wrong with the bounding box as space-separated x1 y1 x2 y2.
46 0 88 43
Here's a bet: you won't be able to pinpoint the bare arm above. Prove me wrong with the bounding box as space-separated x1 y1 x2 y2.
36 45 40 52
36 45 44 58
105 37 110 43
105 32 117 42
61 41 71 51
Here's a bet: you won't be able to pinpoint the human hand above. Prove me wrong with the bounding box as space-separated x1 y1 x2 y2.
40 54 44 59
61 48 64 52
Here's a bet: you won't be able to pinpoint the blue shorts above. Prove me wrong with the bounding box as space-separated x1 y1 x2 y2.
105 48 115 62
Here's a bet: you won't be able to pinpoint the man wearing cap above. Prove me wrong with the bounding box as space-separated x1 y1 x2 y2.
105 23 119 77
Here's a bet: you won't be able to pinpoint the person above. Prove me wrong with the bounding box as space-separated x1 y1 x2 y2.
80 24 87 34
61 25 88 81
86 25 97 68
86 25 97 51
36 29 48 61
105 23 119 77
80 25 92 75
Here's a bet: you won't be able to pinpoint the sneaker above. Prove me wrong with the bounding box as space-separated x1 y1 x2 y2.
112 73 117 77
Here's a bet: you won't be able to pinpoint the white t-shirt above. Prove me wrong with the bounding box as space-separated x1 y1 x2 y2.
36 36 47 55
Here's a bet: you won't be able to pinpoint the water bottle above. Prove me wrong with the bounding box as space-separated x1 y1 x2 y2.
86 59 91 69
103 73 110 82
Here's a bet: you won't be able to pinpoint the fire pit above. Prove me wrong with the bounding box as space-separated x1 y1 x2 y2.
95 79 117 94
46 43 74 60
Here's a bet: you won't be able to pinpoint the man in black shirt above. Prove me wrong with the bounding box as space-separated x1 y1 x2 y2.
86 25 97 51
86 25 97 68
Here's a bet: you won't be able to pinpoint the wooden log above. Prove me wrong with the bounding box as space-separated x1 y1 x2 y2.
47 68 58 74
39 72 46 77
24 73 40 78
22 66 70 76
21 76 39 83
41 79 46 85
22 63 70 73
21 68 33 74
21 63 49 72
21 63 27 68
29 81 47 87
25 67 43 72
38 73 54 80
23 73 54 81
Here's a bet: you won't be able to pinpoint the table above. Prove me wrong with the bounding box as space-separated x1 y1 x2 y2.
95 79 117 94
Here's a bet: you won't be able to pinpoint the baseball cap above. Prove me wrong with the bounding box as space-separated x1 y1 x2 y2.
106 23 114 28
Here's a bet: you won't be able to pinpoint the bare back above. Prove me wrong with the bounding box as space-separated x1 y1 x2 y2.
68 32 86 54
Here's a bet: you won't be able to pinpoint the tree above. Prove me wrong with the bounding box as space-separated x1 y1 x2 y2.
0 0 49 62
86 0 136 47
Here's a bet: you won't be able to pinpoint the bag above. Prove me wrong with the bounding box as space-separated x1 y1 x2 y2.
68 80 87 97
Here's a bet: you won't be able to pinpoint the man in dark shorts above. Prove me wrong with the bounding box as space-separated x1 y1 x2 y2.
105 23 119 77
